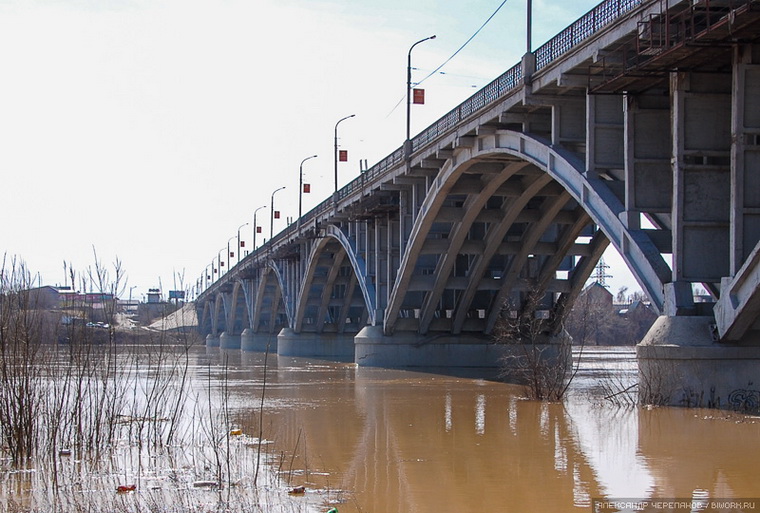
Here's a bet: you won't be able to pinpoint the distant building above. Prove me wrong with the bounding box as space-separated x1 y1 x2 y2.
23 285 64 309
564 282 656 345
146 288 162 304
583 281 613 307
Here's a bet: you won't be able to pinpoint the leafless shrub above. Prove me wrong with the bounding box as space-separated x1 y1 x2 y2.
493 291 576 401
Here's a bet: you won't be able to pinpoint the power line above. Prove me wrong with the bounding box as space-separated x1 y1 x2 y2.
385 0 511 118
417 0 510 88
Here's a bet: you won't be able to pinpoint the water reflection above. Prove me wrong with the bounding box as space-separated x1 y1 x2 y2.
211 347 760 512
5 346 758 512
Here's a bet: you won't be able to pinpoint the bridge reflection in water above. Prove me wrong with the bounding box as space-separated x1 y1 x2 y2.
215 347 760 513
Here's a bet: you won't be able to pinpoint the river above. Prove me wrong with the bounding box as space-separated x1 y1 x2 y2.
3 344 759 513
197 345 760 512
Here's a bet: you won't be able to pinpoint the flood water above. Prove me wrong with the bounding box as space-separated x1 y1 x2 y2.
3 344 759 512
201 346 760 512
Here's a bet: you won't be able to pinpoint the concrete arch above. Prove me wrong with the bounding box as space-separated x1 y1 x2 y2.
226 280 250 335
385 130 670 335
212 293 226 335
249 261 291 333
198 300 213 336
294 225 376 333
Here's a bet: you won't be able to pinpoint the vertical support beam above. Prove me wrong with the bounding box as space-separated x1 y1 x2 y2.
624 91 672 229
551 99 586 153
372 217 388 319
670 71 731 310
731 44 760 276
399 189 411 256
586 93 625 180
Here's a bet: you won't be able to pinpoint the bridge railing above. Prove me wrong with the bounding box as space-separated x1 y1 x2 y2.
201 0 652 295
535 0 644 70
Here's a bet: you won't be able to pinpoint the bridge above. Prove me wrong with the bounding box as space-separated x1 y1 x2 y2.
196 0 760 407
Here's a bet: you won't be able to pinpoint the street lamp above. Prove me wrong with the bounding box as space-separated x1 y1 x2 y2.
252 205 266 250
406 34 436 159
236 222 249 264
226 235 236 270
299 154 318 228
217 247 226 276
527 0 532 53
270 186 286 243
334 114 355 192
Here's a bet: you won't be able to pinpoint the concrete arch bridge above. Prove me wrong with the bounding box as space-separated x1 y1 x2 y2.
197 0 760 406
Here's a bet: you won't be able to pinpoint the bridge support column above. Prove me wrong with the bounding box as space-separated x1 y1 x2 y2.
277 328 355 359
219 331 241 349
205 333 220 347
241 329 278 352
637 316 760 409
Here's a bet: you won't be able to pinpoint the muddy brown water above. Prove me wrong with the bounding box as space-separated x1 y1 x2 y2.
209 346 760 512
3 345 759 512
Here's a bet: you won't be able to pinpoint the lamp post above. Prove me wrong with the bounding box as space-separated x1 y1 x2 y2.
226 235 237 270
236 222 249 264
406 34 436 159
217 247 226 276
334 114 355 192
270 186 286 243
527 0 532 53
299 154 318 228
252 205 266 250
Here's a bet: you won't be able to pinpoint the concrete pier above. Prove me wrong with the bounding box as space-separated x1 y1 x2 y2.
355 326 503 368
219 331 241 349
241 329 278 352
205 334 220 347
277 328 355 358
638 316 760 409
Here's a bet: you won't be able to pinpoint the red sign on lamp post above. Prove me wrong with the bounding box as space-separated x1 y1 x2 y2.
413 88 425 104
303 183 311 193
339 150 348 162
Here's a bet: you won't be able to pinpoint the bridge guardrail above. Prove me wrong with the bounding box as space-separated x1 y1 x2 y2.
293 0 647 237
535 0 643 70
200 0 650 296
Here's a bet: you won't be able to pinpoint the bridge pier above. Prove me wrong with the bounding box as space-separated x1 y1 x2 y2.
205 333 220 347
219 331 241 349
637 316 760 409
354 326 567 371
241 329 278 352
277 328 355 358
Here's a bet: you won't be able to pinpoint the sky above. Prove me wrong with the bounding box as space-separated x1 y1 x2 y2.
0 0 640 301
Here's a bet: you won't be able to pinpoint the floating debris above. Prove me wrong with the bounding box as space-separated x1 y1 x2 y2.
193 480 219 488
116 484 136 493
58 449 72 456
288 486 306 495
229 428 243 436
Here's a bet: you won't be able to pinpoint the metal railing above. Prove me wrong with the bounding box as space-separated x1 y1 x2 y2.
200 0 656 296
